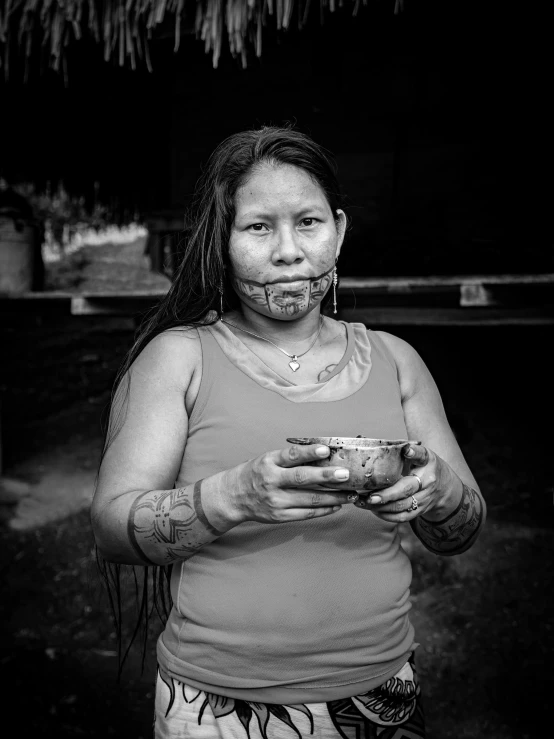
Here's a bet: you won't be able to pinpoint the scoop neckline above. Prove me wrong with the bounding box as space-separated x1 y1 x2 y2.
215 317 356 388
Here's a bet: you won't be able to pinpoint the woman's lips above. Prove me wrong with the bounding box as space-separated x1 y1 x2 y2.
270 280 308 291
274 295 303 305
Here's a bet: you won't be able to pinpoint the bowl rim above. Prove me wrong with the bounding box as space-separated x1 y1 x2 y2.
286 437 421 449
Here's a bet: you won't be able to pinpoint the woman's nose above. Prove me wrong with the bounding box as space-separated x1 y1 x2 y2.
272 226 304 264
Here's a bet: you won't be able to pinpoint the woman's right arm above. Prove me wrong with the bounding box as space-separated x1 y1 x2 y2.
92 330 354 567
92 329 209 565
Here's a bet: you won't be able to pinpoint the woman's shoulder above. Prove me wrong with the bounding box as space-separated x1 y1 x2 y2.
369 330 420 362
130 326 202 389
372 330 432 399
371 329 407 351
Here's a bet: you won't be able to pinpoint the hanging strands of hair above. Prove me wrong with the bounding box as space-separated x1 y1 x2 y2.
97 552 174 678
96 398 176 676
0 0 402 80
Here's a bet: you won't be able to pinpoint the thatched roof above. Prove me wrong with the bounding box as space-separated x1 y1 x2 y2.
0 0 403 79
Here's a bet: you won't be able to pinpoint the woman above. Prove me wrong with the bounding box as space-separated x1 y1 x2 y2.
92 126 486 739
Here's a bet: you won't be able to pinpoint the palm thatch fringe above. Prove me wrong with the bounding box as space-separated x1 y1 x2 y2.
0 0 403 79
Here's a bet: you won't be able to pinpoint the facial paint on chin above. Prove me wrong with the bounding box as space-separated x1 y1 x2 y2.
231 266 334 317
308 270 333 307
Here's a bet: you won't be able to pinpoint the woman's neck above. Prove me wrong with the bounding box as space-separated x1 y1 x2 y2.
224 307 323 345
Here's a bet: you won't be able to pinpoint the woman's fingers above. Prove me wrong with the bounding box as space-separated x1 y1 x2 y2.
355 493 422 518
283 489 357 508
281 506 342 520
403 443 430 467
285 462 351 488
356 445 437 519
364 474 423 506
273 444 351 489
276 443 331 468
352 445 431 509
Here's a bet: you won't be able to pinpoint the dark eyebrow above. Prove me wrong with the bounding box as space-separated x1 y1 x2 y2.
237 211 273 222
296 206 326 217
237 204 326 222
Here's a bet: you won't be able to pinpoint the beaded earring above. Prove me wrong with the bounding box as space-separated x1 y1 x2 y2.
332 268 338 314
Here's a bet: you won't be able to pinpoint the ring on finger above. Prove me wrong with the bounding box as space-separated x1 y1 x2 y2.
408 495 419 512
347 493 359 502
409 473 423 493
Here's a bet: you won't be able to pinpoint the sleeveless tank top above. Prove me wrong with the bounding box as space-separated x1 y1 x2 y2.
157 319 416 703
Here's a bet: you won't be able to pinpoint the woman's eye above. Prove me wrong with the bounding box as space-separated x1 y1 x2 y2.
248 223 269 232
300 218 316 227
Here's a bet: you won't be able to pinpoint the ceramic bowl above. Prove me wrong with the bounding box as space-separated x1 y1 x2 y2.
286 436 420 492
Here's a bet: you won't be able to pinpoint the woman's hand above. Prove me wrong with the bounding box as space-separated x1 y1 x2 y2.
212 443 359 527
353 442 454 523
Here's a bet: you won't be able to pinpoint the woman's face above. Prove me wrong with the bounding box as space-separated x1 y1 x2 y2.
228 162 346 320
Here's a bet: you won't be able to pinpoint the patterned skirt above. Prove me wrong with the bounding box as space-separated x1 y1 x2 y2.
154 659 425 739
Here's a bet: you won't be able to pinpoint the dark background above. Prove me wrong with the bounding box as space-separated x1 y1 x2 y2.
1 0 550 276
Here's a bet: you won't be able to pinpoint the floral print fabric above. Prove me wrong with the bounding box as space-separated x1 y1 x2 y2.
154 660 425 738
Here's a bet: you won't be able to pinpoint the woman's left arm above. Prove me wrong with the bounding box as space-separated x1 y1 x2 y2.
359 331 486 556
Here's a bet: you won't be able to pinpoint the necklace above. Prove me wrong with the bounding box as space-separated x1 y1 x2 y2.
221 316 324 372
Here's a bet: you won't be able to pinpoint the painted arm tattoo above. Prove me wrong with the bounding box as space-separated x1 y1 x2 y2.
128 480 224 565
411 483 484 556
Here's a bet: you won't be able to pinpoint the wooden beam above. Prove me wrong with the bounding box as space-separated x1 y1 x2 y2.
339 273 554 289
71 294 163 316
1 273 553 322
0 292 72 315
337 306 554 326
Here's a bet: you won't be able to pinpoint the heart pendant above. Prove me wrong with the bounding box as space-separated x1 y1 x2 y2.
288 359 300 372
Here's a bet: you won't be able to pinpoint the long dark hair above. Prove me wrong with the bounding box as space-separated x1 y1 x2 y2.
97 125 345 672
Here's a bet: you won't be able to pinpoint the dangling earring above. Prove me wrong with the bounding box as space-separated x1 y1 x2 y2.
219 279 224 318
332 267 338 314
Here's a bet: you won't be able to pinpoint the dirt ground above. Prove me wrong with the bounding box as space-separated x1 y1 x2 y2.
1 315 552 738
